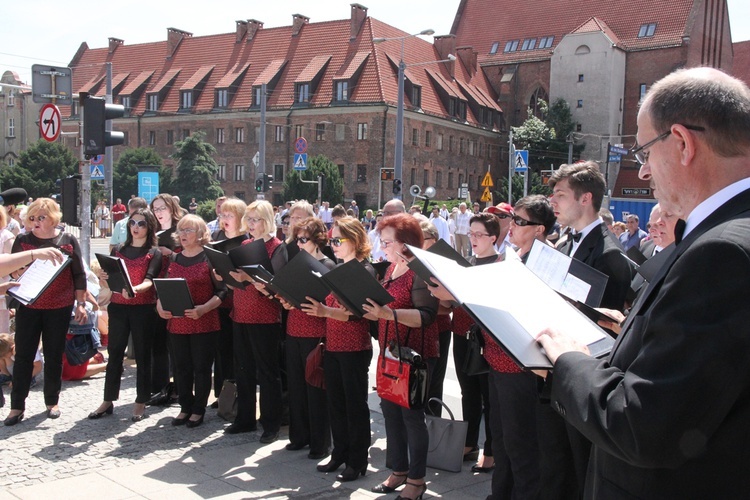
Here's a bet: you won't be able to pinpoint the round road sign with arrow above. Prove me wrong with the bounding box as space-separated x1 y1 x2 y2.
39 103 61 142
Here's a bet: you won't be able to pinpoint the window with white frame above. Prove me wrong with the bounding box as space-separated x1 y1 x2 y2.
216 128 225 144
122 96 131 109
436 133 443 150
217 89 229 108
7 92 14 107
217 164 226 181
149 130 156 145
297 83 310 103
235 127 245 143
357 123 368 140
7 118 15 137
148 94 158 111
181 91 193 109
234 164 245 181
275 126 285 142
336 81 349 101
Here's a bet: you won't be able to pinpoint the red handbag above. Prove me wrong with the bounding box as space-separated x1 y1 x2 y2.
376 310 429 410
305 340 326 389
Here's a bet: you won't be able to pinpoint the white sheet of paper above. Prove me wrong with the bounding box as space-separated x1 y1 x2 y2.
526 240 592 303
10 255 71 305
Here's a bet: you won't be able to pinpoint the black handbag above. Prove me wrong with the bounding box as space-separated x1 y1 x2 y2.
462 325 489 376
64 334 97 366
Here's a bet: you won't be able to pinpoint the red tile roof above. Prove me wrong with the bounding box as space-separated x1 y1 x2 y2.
572 17 622 47
79 73 104 94
111 72 130 92
180 65 214 91
451 0 694 65
425 68 462 99
732 40 750 87
67 11 501 126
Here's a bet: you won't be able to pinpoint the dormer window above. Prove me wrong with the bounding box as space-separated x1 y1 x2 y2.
297 83 310 103
180 91 193 110
336 81 349 101
638 23 657 38
216 89 229 108
148 94 159 111
253 87 263 107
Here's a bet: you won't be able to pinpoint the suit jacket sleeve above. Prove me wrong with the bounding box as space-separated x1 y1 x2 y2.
550 234 750 468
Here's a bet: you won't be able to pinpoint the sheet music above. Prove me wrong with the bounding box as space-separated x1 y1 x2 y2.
526 240 590 303
10 255 71 305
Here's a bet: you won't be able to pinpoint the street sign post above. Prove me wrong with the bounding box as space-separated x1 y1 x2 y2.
610 145 629 155
294 137 308 154
90 164 105 180
514 150 529 173
31 65 72 105
39 104 61 142
293 153 308 171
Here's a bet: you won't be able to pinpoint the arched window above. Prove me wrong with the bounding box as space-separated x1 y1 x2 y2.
575 45 591 55
529 87 549 118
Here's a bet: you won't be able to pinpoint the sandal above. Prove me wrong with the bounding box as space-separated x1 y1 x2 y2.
371 472 408 493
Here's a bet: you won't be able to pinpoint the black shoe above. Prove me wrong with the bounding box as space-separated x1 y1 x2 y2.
172 415 189 426
395 481 426 500
131 413 148 422
336 465 366 482
186 415 204 428
224 422 257 434
88 403 114 420
317 459 343 473
471 463 495 473
308 450 330 460
371 473 408 493
285 441 309 451
259 431 279 444
3 412 24 426
47 407 61 419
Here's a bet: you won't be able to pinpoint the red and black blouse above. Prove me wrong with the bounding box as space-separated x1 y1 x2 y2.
165 251 226 334
109 245 161 306
232 237 287 324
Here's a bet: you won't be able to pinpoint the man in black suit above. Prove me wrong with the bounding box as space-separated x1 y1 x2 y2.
537 162 633 499
538 67 750 498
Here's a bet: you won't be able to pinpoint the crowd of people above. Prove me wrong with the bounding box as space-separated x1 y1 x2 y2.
0 67 749 498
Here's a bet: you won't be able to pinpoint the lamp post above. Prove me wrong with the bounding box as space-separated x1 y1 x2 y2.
373 29 436 200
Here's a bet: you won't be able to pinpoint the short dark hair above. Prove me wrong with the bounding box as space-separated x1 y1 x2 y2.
513 195 557 233
331 204 347 218
469 212 500 243
293 216 328 251
548 161 606 212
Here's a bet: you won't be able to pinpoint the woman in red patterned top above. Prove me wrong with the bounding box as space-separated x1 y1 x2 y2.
156 215 226 428
301 217 375 483
225 200 287 443
88 208 162 422
278 217 335 459
362 213 438 500
5 198 88 426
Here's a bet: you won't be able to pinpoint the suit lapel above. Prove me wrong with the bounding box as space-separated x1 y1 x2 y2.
571 223 604 264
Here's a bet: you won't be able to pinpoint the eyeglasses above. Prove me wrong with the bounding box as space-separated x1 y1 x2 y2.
296 236 310 244
219 213 236 220
152 205 169 213
511 214 542 227
380 239 396 248
329 237 349 247
28 215 47 222
128 219 148 228
423 236 435 241
246 217 262 224
176 228 197 235
468 231 490 238
630 124 705 165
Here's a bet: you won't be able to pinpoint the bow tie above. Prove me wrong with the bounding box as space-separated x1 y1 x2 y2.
674 219 687 244
571 232 583 243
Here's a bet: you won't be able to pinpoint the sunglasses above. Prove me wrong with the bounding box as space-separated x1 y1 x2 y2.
511 214 542 227
296 236 310 244
128 219 148 228
329 237 349 247
28 215 48 222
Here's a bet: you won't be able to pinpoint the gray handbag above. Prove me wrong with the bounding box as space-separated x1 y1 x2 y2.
425 398 469 472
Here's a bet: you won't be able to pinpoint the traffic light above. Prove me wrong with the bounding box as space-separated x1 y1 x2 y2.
392 178 402 196
61 175 81 225
82 93 125 158
255 174 264 192
263 173 273 192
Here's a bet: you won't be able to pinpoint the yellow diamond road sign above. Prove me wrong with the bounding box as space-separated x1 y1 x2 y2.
481 171 493 187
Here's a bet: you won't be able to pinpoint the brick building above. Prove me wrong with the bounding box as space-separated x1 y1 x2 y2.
62 4 505 209
1 71 44 168
450 0 734 199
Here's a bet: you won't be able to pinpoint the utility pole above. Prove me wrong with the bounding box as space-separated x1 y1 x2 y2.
258 83 267 200
105 62 113 212
508 129 514 205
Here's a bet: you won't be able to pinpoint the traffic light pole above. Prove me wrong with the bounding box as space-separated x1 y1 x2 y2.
79 113 91 264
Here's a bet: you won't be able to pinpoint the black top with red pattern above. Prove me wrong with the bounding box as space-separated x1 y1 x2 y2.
110 245 162 305
232 237 287 324
165 251 226 334
12 232 86 310
287 256 335 338
325 259 375 352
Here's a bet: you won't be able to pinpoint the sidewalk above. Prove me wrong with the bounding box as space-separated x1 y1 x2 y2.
0 360 491 499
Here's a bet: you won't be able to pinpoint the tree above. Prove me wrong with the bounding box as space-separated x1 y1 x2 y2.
113 147 171 201
169 132 223 202
494 171 550 204
282 154 343 205
0 140 76 199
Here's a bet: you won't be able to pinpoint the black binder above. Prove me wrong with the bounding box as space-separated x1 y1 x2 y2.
267 250 333 309
319 259 394 318
240 265 274 285
203 246 246 289
407 238 471 287
153 278 194 317
210 234 248 253
7 256 72 306
95 253 135 296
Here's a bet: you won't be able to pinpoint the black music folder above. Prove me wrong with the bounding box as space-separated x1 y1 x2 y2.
241 265 274 285
320 259 394 318
95 253 135 296
203 246 246 290
210 234 248 253
228 239 273 269
153 278 194 317
267 251 333 309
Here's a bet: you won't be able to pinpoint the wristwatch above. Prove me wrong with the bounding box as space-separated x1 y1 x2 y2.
76 301 87 308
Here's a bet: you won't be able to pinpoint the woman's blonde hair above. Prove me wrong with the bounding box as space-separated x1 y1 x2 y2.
219 198 248 235
246 200 276 236
174 214 210 246
27 198 62 226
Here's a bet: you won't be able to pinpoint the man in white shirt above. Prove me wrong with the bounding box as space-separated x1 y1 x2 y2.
453 202 471 257
429 206 450 244
318 201 333 228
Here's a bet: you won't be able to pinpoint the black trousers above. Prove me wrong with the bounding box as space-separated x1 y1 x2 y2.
104 303 156 403
151 316 171 393
213 307 234 397
487 369 541 500
380 358 435 480
325 349 372 470
169 331 217 416
286 336 330 454
233 322 283 433
452 332 493 455
12 305 72 411
536 403 579 500
426 329 451 417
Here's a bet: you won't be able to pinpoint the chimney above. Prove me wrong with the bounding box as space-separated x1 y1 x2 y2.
167 27 193 58
247 19 264 41
292 14 309 37
456 46 477 78
108 37 124 54
434 34 457 77
350 3 368 41
236 20 248 43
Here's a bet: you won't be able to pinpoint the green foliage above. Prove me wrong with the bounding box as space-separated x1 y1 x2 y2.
0 140 76 198
169 132 223 203
113 147 168 201
547 98 576 140
197 200 216 223
282 155 343 205
495 171 551 203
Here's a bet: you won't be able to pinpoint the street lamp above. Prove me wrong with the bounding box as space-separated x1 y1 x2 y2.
374 29 455 201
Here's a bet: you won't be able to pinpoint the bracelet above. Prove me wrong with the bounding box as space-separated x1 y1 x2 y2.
76 301 86 307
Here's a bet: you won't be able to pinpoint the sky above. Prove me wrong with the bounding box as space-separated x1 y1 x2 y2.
2 0 750 84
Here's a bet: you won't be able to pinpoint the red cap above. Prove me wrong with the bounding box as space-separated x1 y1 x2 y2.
486 202 512 215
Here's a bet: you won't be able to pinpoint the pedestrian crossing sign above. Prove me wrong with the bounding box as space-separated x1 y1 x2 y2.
91 164 105 180
514 150 529 173
293 153 308 171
